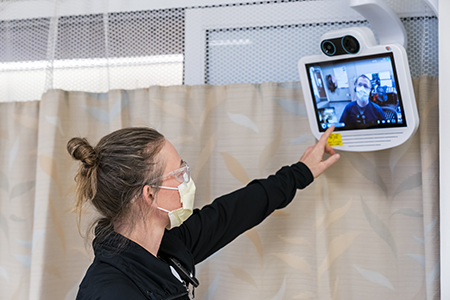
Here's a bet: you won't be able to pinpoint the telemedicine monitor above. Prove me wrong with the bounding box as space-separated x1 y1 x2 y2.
298 28 419 152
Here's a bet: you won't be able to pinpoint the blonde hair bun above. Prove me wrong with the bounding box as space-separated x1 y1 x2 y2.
67 137 98 169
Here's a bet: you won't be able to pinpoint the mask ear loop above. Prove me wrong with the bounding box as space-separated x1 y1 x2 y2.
156 184 182 214
159 186 179 190
157 207 171 213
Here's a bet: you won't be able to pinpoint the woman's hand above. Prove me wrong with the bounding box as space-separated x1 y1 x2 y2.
299 126 340 178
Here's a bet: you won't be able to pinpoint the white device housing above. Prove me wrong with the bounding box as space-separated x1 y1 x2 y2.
298 27 419 152
350 0 408 48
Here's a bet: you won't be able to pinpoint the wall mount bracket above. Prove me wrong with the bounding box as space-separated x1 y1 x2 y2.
350 0 407 49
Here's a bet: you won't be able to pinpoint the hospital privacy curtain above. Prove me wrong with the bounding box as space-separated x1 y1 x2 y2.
0 76 439 299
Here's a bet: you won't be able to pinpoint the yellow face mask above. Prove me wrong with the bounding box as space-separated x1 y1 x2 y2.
157 179 196 229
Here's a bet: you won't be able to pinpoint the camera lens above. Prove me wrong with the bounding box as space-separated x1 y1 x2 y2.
342 35 360 54
321 40 336 56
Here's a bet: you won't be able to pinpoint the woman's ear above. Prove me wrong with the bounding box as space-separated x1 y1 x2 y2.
141 185 155 205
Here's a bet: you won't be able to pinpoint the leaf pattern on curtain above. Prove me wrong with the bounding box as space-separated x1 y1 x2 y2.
361 198 398 258
228 265 258 287
354 265 395 290
259 123 283 173
316 198 352 230
342 153 389 197
0 78 440 300
8 138 20 170
14 114 39 131
244 228 263 260
10 181 35 200
227 112 259 133
292 291 315 299
0 212 9 240
273 98 307 116
270 277 287 300
278 235 312 249
0 170 8 191
317 232 360 278
193 132 217 180
0 266 9 282
272 253 313 277
220 152 251 186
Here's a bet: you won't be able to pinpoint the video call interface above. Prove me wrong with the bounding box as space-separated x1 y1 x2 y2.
305 52 407 132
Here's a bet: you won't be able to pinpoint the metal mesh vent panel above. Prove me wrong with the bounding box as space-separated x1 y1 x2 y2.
0 0 439 102
56 14 105 60
206 17 438 85
55 9 185 60
403 16 439 77
206 21 373 85
0 7 185 102
0 18 51 62
108 9 184 58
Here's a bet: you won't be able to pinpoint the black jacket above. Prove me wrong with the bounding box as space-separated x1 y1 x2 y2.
76 162 314 300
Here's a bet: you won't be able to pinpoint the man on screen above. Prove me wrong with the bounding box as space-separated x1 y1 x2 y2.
339 74 386 128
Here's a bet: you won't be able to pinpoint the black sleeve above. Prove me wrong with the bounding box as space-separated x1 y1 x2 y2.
171 161 314 264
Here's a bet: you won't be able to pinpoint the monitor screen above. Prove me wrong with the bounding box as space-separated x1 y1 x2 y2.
304 52 407 132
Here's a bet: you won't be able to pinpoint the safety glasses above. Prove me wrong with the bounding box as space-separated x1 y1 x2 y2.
149 160 190 186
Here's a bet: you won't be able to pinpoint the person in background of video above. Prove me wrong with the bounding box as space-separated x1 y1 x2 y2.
339 74 386 127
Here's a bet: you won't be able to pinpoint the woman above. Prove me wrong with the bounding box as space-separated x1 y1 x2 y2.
67 126 339 300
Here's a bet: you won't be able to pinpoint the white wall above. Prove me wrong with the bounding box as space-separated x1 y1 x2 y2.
440 0 448 298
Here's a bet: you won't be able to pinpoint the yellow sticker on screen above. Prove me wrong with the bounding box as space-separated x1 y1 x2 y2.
327 133 343 147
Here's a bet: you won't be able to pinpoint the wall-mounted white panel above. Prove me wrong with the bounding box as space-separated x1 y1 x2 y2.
185 1 367 85
185 0 438 86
